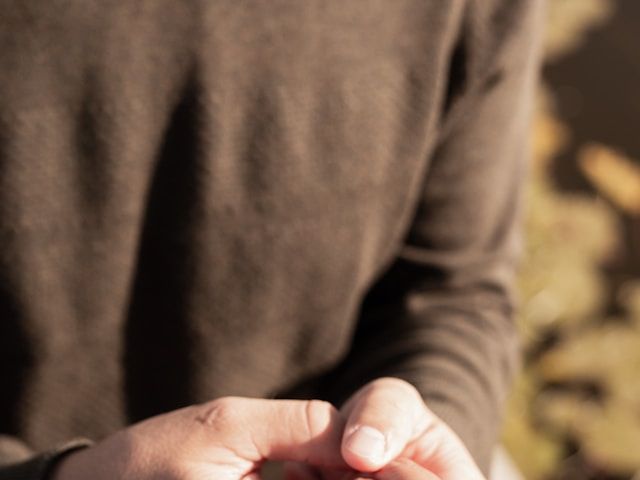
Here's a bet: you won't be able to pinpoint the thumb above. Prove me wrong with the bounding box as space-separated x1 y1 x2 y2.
197 397 348 468
340 378 428 471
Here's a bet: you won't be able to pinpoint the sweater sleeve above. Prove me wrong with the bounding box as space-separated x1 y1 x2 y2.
0 438 92 480
318 0 544 473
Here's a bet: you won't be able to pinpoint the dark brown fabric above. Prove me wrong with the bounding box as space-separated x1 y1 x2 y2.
0 1 543 477
0 439 91 480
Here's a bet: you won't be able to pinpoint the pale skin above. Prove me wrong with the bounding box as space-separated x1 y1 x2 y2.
50 378 485 480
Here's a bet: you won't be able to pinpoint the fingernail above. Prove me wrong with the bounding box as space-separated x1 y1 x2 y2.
345 426 386 462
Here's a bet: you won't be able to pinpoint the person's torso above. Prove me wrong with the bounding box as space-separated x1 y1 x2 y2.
0 0 463 448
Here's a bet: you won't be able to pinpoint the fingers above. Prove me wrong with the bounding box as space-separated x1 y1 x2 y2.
195 397 348 468
341 378 429 471
410 420 485 480
375 459 442 480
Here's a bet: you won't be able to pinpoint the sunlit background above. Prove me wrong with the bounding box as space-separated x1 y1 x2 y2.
501 1 640 479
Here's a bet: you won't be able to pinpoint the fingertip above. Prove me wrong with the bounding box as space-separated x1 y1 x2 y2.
340 378 427 472
342 425 388 471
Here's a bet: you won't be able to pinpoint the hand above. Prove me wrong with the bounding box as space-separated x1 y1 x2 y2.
340 378 485 479
286 458 442 480
284 378 486 480
374 458 444 480
50 397 349 480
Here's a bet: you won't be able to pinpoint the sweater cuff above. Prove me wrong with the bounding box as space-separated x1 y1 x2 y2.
0 439 93 480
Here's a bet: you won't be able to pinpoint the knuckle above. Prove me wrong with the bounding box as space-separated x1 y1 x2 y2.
357 379 428 434
371 377 419 395
196 396 243 432
366 378 423 408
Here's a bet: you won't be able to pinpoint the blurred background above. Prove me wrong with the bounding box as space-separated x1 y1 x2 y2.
501 0 640 479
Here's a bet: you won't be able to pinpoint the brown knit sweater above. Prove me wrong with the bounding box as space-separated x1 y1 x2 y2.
0 1 542 478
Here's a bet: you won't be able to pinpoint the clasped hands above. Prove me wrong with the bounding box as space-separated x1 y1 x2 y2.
51 378 485 480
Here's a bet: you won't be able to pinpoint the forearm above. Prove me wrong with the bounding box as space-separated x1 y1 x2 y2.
318 0 543 471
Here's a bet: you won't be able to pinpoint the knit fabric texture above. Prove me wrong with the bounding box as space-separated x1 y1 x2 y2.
0 1 542 477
